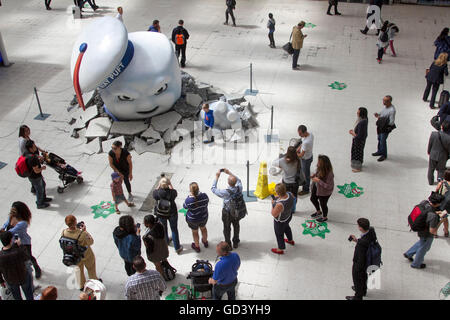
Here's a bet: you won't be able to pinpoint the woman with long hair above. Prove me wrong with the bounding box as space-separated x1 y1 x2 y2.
1 201 41 279
18 125 44 156
272 146 303 213
183 182 209 252
423 52 449 109
349 107 369 172
310 155 334 222
153 177 183 254
434 28 450 61
142 214 169 277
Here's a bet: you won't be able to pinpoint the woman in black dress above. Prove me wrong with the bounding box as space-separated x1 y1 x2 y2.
349 107 368 172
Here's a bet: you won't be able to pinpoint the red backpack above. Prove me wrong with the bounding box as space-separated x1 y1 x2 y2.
15 155 32 178
175 33 185 45
408 201 429 232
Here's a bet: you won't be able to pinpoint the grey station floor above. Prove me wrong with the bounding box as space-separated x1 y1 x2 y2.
0 0 449 300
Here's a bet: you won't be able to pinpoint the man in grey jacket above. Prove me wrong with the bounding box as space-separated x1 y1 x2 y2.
428 121 450 185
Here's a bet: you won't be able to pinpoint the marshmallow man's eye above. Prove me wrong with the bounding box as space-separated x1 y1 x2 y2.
155 84 168 96
118 95 135 101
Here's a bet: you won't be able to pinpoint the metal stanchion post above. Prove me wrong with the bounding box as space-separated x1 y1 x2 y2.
244 63 259 96
33 87 51 120
243 160 257 202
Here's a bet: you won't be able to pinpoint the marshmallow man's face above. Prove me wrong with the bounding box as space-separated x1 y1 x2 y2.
100 32 181 120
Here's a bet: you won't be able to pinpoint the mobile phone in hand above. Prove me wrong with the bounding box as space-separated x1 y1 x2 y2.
220 168 225 172
271 195 276 200
14 234 19 241
348 235 353 242
136 223 141 229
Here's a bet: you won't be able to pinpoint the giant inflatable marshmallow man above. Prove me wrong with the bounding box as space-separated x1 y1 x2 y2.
71 16 181 120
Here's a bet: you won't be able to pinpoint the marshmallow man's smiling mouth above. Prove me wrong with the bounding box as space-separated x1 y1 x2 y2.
137 106 159 115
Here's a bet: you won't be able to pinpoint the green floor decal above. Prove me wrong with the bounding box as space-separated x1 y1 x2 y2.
165 283 199 300
328 81 347 90
337 182 364 198
302 219 330 239
90 201 116 219
304 22 316 28
179 208 187 216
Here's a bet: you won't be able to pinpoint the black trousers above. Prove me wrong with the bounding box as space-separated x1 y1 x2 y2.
225 7 236 25
292 49 300 68
175 44 187 67
45 0 51 8
423 81 440 107
377 47 384 60
352 265 367 300
310 183 331 217
268 32 275 47
222 208 240 245
119 170 132 194
327 2 338 14
24 244 41 273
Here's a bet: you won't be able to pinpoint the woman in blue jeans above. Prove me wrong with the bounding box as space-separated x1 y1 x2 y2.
153 177 183 254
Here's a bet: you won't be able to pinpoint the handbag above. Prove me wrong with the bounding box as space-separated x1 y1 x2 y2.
282 32 294 55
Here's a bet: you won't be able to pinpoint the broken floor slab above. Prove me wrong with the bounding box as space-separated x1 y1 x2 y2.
134 137 166 155
110 120 149 136
101 136 125 154
85 117 111 139
141 126 162 140
151 111 182 133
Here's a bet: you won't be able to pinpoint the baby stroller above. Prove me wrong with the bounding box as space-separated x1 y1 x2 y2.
186 260 214 300
43 152 83 193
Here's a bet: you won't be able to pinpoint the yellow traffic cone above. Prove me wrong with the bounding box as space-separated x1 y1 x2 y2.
253 162 270 199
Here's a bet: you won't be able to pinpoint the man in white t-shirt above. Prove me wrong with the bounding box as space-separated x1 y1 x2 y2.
296 125 314 195
116 7 123 23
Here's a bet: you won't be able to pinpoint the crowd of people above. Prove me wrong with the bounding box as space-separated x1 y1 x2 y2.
1 1 449 302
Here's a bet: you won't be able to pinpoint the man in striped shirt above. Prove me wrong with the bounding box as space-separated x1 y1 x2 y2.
125 256 166 300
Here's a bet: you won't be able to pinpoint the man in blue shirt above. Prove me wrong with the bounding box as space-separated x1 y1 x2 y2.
202 103 215 144
209 241 240 300
148 20 161 32
212 169 243 248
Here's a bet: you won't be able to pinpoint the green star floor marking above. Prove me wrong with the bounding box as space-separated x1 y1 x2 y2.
337 182 364 198
90 201 116 219
165 284 199 300
304 22 316 28
302 219 330 239
179 208 187 216
328 81 347 90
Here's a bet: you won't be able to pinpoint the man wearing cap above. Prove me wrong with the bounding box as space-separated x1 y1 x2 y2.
171 20 190 68
291 22 307 70
404 192 447 269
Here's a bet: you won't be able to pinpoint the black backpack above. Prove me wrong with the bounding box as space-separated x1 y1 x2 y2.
439 181 450 211
380 31 388 43
59 231 87 266
408 202 430 232
155 198 172 218
366 239 382 268
161 260 177 281
226 0 236 8
227 189 247 220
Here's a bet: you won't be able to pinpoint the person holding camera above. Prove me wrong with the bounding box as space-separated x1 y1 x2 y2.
153 176 183 254
2 202 41 279
346 218 378 300
142 215 169 277
270 183 295 255
62 215 99 290
0 231 34 300
113 215 142 276
404 192 447 269
372 95 396 162
211 168 243 249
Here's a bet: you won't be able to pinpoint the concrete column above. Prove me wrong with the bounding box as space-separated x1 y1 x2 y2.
0 31 11 67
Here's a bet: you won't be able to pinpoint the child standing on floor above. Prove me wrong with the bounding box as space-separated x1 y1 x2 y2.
384 22 399 57
111 172 135 214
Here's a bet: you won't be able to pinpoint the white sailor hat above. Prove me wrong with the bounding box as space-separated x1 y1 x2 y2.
71 16 134 109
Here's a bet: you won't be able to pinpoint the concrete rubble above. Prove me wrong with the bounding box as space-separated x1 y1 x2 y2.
67 72 259 155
